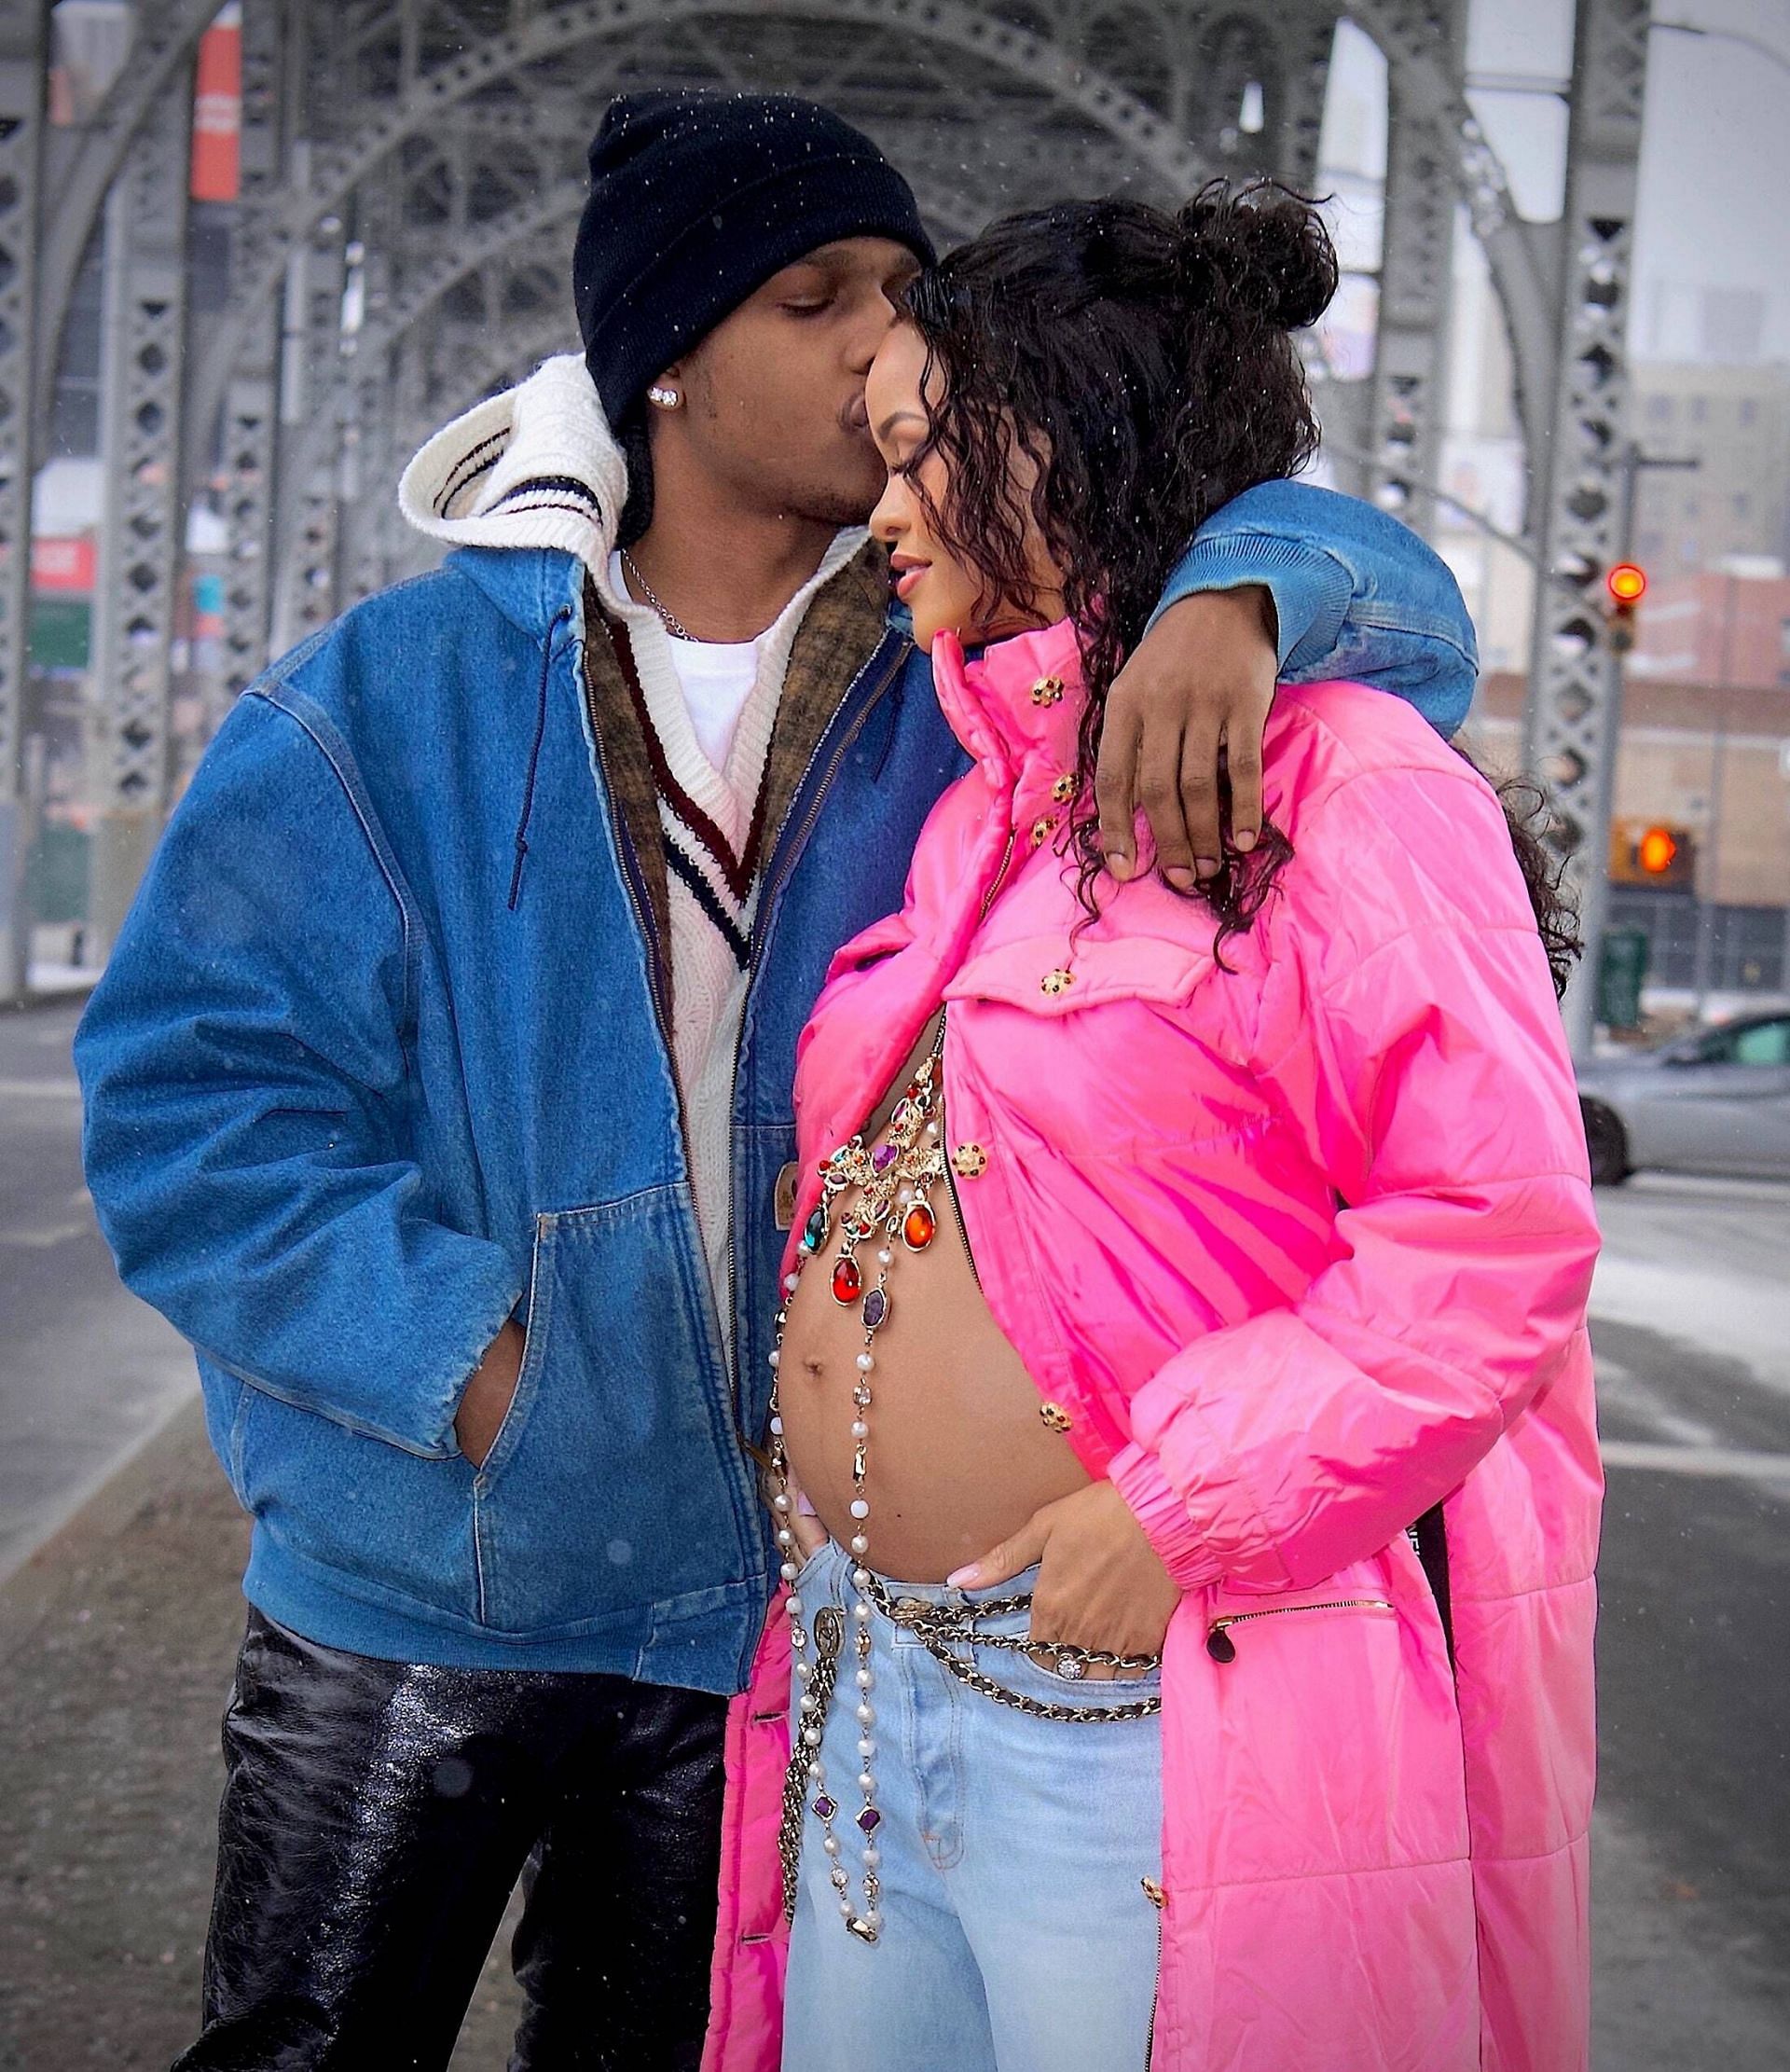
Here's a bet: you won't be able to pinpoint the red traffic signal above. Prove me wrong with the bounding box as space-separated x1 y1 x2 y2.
1636 825 1677 875
1606 562 1647 605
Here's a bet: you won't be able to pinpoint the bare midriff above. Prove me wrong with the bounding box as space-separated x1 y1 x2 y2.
777 1013 1092 1583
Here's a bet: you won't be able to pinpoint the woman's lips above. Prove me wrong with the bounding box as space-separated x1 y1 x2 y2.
893 563 929 602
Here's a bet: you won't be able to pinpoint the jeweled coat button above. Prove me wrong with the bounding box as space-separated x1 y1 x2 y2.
1030 674 1065 706
1040 967 1075 996
1031 815 1057 848
1052 772 1077 803
951 1142 987 1179
1039 1402 1073 1433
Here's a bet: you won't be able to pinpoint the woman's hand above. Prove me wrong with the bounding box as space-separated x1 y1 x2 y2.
948 1481 1181 1680
1093 584 1278 891
776 1483 830 1567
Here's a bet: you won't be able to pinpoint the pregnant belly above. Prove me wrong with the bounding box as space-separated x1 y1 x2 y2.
778 1176 1091 1584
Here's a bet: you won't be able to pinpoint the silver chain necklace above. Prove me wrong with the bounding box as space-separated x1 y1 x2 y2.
619 547 695 642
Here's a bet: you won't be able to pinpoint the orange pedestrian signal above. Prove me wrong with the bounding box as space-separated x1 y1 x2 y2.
1636 826 1677 875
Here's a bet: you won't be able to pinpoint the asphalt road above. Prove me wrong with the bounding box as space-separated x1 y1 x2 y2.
0 1001 192 1582
1585 1172 1789 2069
1 998 1785 2065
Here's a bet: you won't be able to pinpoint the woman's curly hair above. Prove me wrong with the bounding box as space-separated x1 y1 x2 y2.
901 181 1579 990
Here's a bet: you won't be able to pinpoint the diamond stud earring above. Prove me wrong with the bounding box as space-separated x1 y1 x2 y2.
646 384 681 409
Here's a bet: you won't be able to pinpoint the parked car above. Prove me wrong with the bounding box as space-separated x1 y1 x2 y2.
1576 1013 1790 1184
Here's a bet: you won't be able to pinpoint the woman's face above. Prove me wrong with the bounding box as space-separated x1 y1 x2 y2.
866 323 1065 652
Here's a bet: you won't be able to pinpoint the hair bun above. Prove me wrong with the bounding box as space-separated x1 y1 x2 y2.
1173 181 1338 332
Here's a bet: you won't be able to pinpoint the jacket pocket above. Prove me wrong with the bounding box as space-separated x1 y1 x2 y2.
944 929 1215 1018
1167 1548 1469 1888
1204 1591 1396 1664
233 1383 480 1620
470 1184 761 1637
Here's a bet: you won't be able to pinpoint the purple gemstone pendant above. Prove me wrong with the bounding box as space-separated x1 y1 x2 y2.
861 1284 890 1331
813 1795 836 1820
871 1140 898 1173
856 1805 883 1833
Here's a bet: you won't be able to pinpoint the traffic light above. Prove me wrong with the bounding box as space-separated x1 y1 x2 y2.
1605 561 1647 653
1636 825 1676 876
1609 818 1694 887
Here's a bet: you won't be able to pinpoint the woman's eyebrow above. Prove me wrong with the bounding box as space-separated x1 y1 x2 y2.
875 408 929 441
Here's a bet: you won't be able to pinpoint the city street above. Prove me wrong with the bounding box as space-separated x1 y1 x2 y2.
1 999 1785 2066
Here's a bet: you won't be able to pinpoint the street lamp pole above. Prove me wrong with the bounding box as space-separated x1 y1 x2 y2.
1689 567 1736 1016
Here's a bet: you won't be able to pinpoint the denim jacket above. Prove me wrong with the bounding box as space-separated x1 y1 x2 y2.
76 478 1477 1687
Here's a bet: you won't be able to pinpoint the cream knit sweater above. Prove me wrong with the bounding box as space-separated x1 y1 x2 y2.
400 354 865 1348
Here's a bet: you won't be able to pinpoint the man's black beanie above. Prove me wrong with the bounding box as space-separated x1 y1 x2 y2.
572 91 936 425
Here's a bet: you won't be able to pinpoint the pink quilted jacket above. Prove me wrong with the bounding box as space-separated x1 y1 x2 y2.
702 618 1603 2072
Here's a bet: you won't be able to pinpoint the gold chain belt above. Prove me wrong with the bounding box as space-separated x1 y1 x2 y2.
778 1584 1162 1923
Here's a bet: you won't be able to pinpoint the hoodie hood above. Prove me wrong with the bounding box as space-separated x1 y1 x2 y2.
398 353 632 582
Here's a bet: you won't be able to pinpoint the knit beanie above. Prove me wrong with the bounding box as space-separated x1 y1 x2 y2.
572 92 936 425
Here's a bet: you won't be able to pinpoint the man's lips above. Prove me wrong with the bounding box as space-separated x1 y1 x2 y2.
844 392 870 434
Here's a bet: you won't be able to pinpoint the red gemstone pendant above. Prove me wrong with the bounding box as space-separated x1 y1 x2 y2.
831 1256 863 1305
902 1203 936 1252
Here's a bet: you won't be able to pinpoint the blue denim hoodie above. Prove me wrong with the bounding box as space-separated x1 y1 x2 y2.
76 403 1476 1688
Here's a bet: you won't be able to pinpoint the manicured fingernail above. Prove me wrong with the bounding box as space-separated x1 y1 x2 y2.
946 1566 979 1588
1195 856 1220 879
1165 866 1195 891
1106 851 1134 883
1234 830 1258 853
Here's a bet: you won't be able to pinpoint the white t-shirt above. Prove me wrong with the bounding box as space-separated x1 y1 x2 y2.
608 550 762 773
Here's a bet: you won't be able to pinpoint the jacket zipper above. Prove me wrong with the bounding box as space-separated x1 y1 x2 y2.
937 822 1019 1295
723 637 911 1416
1143 1898 1164 2069
1205 1595 1395 1663
579 630 753 1467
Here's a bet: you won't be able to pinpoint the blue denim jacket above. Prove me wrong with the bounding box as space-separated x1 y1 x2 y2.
76 483 1476 1689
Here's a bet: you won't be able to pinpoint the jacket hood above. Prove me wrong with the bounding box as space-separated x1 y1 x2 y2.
398 353 630 581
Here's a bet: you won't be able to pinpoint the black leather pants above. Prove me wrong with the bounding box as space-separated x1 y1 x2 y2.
172 1609 728 2072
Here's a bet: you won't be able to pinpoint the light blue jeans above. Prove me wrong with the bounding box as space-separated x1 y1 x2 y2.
781 1537 1165 2072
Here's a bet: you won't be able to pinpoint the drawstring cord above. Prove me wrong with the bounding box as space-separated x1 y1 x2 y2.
507 608 570 911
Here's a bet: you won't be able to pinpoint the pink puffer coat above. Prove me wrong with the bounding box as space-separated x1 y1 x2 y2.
702 618 1602 2072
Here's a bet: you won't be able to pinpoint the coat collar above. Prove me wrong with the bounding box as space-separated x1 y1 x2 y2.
930 617 1088 831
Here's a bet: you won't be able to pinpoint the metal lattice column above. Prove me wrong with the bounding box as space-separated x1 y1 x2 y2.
269 216 348 658
218 0 291 704
88 62 194 960
0 2 43 1000
1522 0 1652 1053
1365 16 1466 520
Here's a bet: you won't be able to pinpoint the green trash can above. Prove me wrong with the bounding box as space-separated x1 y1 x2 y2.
24 822 90 926
1597 925 1648 1032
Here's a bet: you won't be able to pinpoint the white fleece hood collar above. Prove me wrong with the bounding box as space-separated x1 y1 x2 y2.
397 353 629 578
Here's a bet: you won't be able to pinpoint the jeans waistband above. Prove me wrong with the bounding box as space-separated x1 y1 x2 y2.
810 1537 1040 1618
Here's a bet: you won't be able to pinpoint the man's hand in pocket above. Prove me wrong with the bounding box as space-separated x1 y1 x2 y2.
454 1319 526 1467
